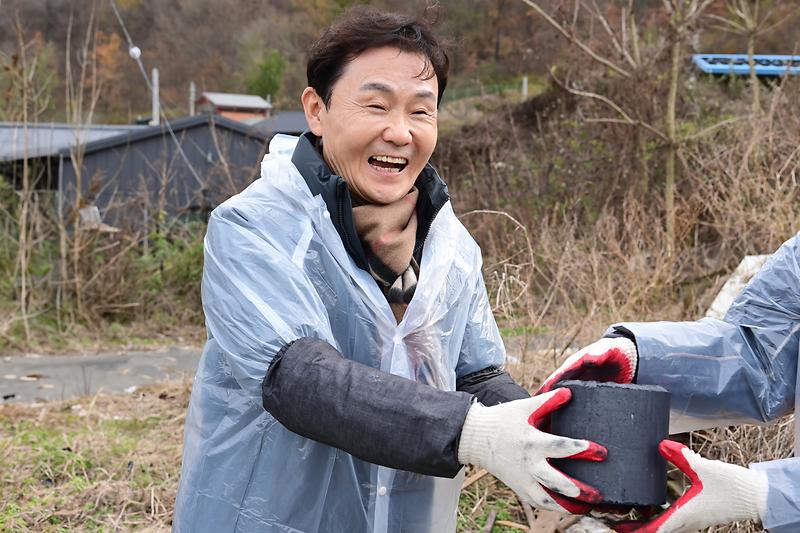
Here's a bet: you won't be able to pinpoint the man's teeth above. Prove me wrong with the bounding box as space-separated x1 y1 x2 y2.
369 162 401 173
372 155 407 164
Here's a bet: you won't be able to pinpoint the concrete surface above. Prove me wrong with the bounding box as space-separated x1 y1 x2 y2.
1 346 202 404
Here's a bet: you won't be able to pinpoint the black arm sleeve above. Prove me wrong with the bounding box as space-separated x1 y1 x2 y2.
261 337 473 478
456 367 530 405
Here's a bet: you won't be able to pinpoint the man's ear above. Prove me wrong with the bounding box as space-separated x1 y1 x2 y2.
301 87 325 137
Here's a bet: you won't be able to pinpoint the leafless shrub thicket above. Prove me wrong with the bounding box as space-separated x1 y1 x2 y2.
438 0 799 349
447 77 798 531
685 80 800 256
435 4 799 527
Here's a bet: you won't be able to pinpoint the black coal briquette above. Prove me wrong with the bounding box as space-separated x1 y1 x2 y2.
550 380 670 506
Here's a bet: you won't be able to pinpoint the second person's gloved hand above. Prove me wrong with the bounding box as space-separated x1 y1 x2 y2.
537 337 638 394
610 440 768 533
458 387 607 514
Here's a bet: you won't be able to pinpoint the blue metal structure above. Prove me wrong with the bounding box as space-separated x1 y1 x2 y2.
693 54 800 76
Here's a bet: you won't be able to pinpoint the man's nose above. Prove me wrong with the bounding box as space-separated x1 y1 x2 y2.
382 112 413 146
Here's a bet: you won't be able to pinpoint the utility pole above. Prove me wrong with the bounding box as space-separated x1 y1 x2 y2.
149 67 160 126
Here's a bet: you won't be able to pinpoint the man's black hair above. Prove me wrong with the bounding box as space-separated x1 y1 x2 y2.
307 6 449 107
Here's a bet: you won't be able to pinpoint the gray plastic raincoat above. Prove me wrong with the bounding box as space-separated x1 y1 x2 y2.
173 134 506 532
611 232 800 532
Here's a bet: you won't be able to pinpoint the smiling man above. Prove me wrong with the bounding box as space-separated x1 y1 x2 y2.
173 7 609 533
303 47 438 204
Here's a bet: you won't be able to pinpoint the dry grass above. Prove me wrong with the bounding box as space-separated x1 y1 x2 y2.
0 381 191 532
1 320 205 357
0 380 542 533
1 357 792 533
0 376 582 533
437 76 798 532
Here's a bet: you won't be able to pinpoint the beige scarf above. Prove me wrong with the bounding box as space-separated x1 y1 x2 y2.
351 188 420 323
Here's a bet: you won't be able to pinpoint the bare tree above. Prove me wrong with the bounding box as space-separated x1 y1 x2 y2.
62 8 102 322
708 0 784 115
519 0 718 255
3 15 56 344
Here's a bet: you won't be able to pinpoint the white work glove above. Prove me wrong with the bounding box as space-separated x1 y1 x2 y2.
537 337 638 395
458 387 607 514
610 440 769 533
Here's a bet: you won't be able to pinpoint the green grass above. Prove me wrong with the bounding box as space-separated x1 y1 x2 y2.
498 324 550 337
457 469 533 532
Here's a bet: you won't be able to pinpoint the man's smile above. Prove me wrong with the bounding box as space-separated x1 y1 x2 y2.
368 155 409 174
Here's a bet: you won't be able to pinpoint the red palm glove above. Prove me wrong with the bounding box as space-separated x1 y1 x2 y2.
537 337 638 395
611 440 768 533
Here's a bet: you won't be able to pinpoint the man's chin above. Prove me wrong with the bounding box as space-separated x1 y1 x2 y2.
365 189 406 205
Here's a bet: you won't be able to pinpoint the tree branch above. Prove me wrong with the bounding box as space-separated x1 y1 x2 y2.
519 0 632 78
550 71 669 141
681 116 746 142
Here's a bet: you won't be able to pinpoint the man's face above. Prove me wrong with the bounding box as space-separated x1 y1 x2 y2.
303 47 439 204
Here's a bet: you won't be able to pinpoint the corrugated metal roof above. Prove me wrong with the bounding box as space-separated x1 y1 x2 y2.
199 92 272 110
252 111 308 136
62 113 269 156
0 122 146 162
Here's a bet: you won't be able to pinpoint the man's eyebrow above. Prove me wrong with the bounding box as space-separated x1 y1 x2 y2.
359 82 393 94
414 89 436 102
358 83 436 102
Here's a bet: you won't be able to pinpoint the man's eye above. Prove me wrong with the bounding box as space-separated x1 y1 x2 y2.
368 104 386 111
413 110 434 117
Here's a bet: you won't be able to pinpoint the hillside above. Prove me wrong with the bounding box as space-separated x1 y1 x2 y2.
1 0 798 122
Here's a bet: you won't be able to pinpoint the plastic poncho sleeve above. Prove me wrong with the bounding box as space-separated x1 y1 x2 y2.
258 241 521 475
453 266 529 405
610 232 800 532
612 233 799 426
202 200 335 405
751 457 800 533
456 268 507 377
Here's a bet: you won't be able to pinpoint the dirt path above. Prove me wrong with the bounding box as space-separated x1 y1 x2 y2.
1 346 201 404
